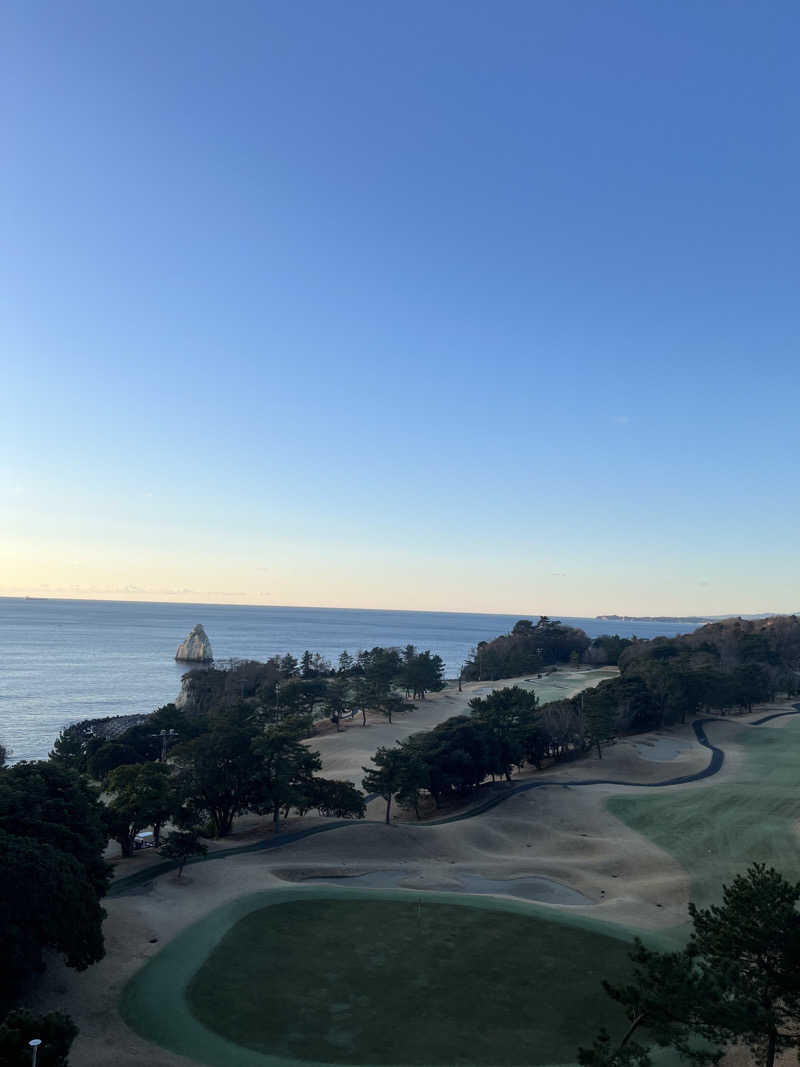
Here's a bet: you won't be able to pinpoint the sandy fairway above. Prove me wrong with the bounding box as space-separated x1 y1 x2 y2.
28 696 800 1067
312 668 618 785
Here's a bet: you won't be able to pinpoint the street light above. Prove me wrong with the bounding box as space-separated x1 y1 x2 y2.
29 1039 41 1067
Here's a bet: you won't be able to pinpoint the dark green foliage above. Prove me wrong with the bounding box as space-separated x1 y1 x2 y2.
273 677 328 723
362 746 406 823
687 864 800 1066
579 616 799 736
0 762 110 898
48 721 95 774
322 676 349 730
0 831 105 1012
463 617 590 680
337 650 355 674
364 688 547 817
251 724 322 832
577 1028 652 1067
279 654 299 677
468 686 540 780
171 704 364 836
582 685 617 758
171 707 267 838
104 762 174 856
0 761 109 1011
586 635 634 666
86 741 141 780
0 1009 77 1067
400 647 446 700
158 829 208 877
304 778 366 819
179 660 284 717
582 864 800 1067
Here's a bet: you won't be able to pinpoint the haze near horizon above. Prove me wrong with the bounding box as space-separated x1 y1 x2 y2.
3 2 798 616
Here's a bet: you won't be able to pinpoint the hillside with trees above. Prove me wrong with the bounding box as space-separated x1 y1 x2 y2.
462 617 591 680
366 616 800 821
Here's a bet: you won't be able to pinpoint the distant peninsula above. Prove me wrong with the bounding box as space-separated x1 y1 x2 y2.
596 612 795 623
596 614 712 623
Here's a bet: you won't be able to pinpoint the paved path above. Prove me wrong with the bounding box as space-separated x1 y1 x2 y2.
107 704 800 897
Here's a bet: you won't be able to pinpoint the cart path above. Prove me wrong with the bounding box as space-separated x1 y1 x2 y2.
107 704 800 896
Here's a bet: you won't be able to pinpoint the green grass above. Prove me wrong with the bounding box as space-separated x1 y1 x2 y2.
607 718 800 911
122 887 652 1067
187 899 635 1065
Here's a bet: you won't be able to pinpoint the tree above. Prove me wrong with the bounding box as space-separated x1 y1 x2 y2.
394 739 430 819
377 692 414 725
582 686 617 759
49 721 96 774
581 864 800 1067
86 741 141 781
463 618 590 681
276 677 327 723
251 724 322 832
279 654 299 677
362 746 406 823
0 761 110 898
104 762 174 856
323 676 350 731
0 831 105 1013
158 829 208 878
171 710 265 837
468 686 539 780
0 1010 78 1067
402 651 446 701
337 651 355 674
304 779 366 819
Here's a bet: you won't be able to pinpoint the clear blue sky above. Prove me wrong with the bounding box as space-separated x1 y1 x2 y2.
3 1 798 614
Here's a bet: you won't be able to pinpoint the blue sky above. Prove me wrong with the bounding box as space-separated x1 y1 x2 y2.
3 1 798 614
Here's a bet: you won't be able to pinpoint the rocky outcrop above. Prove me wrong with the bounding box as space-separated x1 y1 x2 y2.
175 624 213 663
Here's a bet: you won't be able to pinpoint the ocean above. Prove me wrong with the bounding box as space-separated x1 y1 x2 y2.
0 598 696 762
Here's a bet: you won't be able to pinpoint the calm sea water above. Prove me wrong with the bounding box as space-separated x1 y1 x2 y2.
0 598 694 762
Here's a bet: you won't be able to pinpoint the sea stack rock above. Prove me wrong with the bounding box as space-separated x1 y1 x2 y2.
175 624 213 663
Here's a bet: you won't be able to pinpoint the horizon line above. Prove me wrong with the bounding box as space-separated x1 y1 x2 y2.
0 593 793 620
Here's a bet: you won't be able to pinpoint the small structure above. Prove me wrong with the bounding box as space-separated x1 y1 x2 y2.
175 624 213 663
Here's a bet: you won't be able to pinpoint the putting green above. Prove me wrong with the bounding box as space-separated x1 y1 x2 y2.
121 887 653 1067
607 718 800 910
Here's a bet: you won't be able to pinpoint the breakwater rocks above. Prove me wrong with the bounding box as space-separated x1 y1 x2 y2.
175 624 213 663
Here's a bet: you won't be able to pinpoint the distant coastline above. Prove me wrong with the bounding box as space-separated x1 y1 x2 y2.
596 612 795 623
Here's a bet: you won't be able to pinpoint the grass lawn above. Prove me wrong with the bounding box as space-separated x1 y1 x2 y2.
607 718 800 910
186 898 636 1065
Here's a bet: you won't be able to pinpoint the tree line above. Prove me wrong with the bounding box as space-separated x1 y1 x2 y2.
361 683 624 821
0 640 443 1060
0 746 107 1062
169 643 444 729
361 616 800 822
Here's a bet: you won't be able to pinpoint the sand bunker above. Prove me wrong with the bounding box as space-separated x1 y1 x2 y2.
284 868 592 905
631 738 687 761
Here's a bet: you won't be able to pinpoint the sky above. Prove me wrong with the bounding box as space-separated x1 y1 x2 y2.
2 1 799 616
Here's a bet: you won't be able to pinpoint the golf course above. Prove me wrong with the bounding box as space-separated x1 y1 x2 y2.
107 706 800 1067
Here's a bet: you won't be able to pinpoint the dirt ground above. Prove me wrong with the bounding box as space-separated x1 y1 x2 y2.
30 695 800 1067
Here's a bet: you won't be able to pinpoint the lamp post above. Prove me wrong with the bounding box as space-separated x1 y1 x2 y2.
29 1039 41 1067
